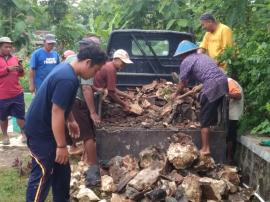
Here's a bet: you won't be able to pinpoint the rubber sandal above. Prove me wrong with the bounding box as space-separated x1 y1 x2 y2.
2 136 10 145
259 140 270 147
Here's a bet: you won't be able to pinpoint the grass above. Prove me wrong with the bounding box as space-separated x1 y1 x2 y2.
0 168 53 202
24 92 33 110
0 168 28 202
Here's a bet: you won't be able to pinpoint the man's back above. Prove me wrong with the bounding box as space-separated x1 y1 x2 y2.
25 63 79 139
180 53 228 102
228 78 244 120
94 61 116 91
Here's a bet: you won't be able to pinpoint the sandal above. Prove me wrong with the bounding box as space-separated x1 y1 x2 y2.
259 140 270 147
2 135 10 145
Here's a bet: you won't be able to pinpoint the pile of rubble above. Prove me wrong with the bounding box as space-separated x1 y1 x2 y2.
101 80 201 129
70 133 255 202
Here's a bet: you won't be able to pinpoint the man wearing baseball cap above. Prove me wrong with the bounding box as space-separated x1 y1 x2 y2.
0 37 26 145
94 49 133 111
29 34 60 92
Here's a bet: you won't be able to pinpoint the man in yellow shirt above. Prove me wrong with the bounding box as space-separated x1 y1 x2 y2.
198 13 233 70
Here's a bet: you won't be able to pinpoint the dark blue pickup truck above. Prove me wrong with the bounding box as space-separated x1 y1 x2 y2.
96 29 227 163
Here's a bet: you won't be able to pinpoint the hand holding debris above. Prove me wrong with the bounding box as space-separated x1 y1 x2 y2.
67 120 80 139
192 84 203 94
99 88 108 100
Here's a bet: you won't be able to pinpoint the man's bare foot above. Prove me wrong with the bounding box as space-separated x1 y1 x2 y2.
69 145 83 155
200 149 211 156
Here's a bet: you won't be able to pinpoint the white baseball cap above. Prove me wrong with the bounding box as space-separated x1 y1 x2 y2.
0 37 13 43
113 49 133 64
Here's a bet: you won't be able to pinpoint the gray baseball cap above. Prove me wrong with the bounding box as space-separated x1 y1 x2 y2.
44 34 56 44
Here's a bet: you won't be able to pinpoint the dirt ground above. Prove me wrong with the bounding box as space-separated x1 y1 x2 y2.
0 133 30 168
0 146 30 168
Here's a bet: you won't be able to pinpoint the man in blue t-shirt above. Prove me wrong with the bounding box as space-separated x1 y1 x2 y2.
25 45 107 202
29 34 60 92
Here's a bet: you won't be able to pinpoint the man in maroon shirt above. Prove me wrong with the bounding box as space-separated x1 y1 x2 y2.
0 37 25 145
94 49 133 111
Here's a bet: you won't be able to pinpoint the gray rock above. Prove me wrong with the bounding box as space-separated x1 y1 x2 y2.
128 164 162 191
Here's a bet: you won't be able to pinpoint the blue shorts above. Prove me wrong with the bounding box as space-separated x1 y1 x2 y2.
0 93 25 121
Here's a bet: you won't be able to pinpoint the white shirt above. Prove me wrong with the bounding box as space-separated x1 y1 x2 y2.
228 78 244 120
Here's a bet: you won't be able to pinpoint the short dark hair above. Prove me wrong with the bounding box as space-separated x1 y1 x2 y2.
77 44 107 66
200 13 216 22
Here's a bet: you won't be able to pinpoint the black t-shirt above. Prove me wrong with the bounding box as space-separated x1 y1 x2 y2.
25 63 79 139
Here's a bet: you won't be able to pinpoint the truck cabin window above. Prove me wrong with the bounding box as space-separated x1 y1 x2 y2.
132 39 169 56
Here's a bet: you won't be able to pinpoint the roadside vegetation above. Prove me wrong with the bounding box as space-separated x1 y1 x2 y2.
0 1 269 134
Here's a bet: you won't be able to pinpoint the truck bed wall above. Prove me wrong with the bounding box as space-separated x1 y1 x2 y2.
96 128 226 163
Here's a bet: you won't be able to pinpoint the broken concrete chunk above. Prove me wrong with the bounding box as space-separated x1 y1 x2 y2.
181 174 201 202
117 171 138 193
141 121 152 128
174 186 188 202
108 156 138 185
70 178 78 189
111 193 135 202
217 165 240 186
167 143 199 169
142 80 158 92
228 187 255 202
160 179 177 196
199 177 227 201
73 171 82 180
141 99 152 108
102 80 201 129
122 155 139 172
129 103 144 115
125 185 146 201
139 146 165 169
101 175 116 192
165 197 178 202
85 164 101 187
145 188 167 201
161 104 173 117
224 179 238 194
76 186 100 201
128 165 162 191
168 170 184 185
193 154 215 172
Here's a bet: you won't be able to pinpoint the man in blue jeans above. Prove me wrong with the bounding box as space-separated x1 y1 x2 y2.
24 45 107 202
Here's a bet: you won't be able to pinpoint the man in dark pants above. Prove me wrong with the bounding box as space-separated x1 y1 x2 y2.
172 40 228 156
24 45 107 202
0 37 26 144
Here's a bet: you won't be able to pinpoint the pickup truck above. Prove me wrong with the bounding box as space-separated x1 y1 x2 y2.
95 29 227 163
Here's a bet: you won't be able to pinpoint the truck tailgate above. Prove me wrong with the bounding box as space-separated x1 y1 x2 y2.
96 128 226 163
